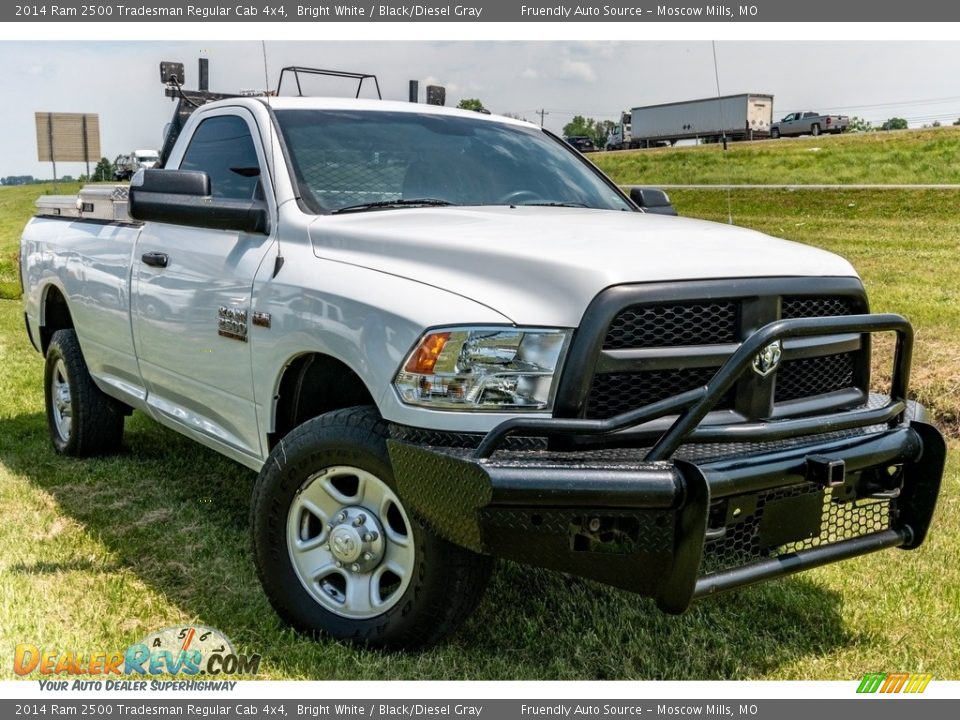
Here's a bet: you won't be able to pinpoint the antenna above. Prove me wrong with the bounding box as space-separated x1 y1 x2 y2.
711 41 734 225
261 41 284 278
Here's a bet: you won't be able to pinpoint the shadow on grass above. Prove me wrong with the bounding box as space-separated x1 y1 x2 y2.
0 410 855 679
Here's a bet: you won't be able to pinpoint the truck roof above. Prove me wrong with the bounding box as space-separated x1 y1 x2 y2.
198 95 537 129
630 93 774 112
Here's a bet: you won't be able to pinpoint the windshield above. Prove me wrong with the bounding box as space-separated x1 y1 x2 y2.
273 109 633 214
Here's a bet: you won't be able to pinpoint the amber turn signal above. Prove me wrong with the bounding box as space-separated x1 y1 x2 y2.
404 332 451 374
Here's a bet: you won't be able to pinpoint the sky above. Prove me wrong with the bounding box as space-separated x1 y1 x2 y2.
3 40 960 177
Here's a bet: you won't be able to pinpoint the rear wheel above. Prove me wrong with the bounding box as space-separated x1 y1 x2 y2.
811 123 821 136
251 406 493 649
44 329 125 456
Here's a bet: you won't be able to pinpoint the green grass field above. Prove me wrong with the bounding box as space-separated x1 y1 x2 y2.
1 130 959 680
592 126 960 186
0 183 82 300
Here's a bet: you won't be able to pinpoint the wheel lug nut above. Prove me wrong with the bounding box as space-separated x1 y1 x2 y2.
369 531 378 541
351 563 360 572
326 523 333 531
337 512 347 523
363 552 373 561
353 514 366 527
362 533 371 542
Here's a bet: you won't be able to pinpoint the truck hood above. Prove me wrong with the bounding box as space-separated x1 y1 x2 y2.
308 206 858 327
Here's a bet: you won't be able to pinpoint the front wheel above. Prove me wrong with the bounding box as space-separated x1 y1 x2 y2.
251 406 493 649
771 128 781 139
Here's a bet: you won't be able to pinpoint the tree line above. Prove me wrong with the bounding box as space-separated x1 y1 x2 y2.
2 157 118 186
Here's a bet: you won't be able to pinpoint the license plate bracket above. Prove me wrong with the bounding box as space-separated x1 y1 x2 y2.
758 492 823 549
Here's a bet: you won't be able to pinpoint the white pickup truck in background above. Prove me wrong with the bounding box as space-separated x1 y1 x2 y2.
771 111 850 138
19 93 945 650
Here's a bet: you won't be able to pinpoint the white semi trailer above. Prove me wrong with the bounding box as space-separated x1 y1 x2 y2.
606 93 774 150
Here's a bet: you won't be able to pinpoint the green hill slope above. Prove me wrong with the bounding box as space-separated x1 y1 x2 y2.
592 126 960 185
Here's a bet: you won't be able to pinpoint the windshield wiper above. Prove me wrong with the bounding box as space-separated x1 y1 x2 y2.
519 201 590 208
332 198 456 214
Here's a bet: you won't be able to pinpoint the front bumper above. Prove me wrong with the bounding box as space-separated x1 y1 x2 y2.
388 314 947 613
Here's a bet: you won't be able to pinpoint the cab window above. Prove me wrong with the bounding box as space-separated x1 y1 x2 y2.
180 115 262 200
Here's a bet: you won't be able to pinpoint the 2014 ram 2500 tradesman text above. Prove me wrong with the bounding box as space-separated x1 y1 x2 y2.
20 97 945 650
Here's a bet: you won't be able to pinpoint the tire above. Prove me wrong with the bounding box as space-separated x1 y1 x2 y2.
811 124 821 136
251 406 493 650
44 329 125 456
771 128 780 139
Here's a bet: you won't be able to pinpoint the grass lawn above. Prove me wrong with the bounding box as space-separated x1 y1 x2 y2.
1 143 959 679
0 183 82 300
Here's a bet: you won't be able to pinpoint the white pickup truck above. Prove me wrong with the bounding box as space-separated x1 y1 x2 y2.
20 97 944 650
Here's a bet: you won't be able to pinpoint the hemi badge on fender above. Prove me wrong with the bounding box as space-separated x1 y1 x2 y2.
252 311 272 329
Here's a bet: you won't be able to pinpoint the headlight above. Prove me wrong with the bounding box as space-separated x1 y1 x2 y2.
393 327 570 411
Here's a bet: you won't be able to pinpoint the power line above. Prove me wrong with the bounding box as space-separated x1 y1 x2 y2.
823 95 960 111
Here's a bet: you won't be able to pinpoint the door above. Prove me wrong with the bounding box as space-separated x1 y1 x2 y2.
132 109 276 460
749 98 771 133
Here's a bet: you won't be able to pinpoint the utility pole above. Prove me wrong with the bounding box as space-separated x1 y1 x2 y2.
537 108 548 127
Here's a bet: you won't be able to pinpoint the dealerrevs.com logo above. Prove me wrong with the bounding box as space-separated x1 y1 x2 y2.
857 673 934 694
13 626 261 690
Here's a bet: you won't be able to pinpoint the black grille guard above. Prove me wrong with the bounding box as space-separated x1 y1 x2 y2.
388 312 945 614
475 313 912 460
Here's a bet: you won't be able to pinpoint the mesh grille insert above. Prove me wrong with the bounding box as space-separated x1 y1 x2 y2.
603 302 738 350
587 291 865 421
781 296 856 319
775 353 855 403
586 368 732 419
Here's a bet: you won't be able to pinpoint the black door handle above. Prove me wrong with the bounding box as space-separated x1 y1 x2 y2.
141 251 169 268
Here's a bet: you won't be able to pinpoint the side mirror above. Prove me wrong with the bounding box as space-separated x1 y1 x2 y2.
630 187 678 216
129 169 270 234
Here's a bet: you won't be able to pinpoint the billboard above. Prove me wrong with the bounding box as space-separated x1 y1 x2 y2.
35 112 101 162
